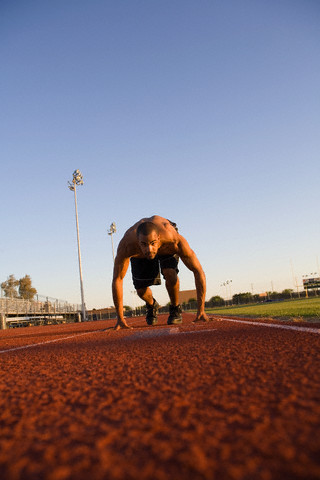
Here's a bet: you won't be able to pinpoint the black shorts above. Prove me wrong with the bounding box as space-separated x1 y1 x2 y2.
131 255 179 290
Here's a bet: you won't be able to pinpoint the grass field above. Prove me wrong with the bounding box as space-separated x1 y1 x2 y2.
205 297 320 321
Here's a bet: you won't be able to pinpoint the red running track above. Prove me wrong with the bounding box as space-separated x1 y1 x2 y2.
0 314 319 480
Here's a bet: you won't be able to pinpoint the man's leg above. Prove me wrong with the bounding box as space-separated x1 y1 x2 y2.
136 287 153 305
136 287 159 326
131 257 161 326
162 268 182 325
162 268 179 305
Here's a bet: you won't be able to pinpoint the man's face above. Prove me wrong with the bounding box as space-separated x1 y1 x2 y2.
138 231 160 259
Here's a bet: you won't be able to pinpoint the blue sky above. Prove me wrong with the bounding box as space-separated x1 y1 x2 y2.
1 0 319 309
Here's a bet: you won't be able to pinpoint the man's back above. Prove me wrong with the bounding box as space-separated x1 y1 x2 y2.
118 215 180 259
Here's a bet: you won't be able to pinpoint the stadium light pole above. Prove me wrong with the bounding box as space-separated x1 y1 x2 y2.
221 282 228 305
68 169 86 322
221 280 232 305
227 280 233 305
290 259 301 298
108 222 116 263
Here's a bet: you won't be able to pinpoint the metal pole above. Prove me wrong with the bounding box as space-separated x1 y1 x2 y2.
73 183 86 322
111 232 115 262
228 280 233 305
0 314 7 330
221 283 228 306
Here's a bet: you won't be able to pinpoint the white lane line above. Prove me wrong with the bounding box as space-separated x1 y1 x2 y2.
124 327 180 339
0 330 97 354
217 318 320 334
179 329 216 335
124 327 217 340
0 324 217 352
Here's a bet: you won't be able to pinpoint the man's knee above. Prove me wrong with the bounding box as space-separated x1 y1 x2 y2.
162 268 178 284
136 287 148 297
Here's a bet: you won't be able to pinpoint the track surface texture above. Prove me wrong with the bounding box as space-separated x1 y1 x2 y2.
0 314 319 480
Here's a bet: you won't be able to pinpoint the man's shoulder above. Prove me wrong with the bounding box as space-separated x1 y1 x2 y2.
151 216 175 227
149 216 179 236
117 230 139 258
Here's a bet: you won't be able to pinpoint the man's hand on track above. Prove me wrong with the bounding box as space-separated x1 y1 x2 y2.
114 320 133 331
193 312 210 323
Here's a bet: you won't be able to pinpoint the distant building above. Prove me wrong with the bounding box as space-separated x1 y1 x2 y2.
259 293 267 298
178 289 197 304
87 306 117 320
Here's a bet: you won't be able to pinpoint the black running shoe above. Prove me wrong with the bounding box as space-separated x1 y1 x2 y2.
167 304 182 325
146 299 159 326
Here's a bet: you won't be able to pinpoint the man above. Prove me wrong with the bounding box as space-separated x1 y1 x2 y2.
112 215 209 330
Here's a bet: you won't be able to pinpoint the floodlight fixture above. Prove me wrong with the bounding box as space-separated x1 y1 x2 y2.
73 169 84 185
108 222 117 262
108 222 116 235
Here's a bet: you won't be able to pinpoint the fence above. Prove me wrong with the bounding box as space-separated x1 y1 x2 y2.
0 295 81 316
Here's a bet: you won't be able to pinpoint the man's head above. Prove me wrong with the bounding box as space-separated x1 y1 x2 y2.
136 222 160 259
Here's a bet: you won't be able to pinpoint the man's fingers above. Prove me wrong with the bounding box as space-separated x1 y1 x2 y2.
192 316 210 323
114 323 132 331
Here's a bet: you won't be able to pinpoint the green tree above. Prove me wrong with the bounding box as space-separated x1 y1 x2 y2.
208 295 225 307
18 275 37 300
1 274 19 298
267 291 281 300
187 297 197 309
232 292 253 305
281 289 293 299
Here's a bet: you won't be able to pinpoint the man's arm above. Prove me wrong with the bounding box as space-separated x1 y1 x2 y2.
112 253 131 330
178 236 209 322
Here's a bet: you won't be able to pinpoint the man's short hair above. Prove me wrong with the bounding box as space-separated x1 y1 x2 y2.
136 222 159 237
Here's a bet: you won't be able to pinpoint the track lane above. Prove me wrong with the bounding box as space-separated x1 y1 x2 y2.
0 314 319 479
1 314 319 354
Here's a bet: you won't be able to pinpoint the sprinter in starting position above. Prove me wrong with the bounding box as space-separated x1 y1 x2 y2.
112 215 208 330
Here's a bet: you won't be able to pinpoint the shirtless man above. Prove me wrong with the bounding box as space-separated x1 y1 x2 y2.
112 215 209 330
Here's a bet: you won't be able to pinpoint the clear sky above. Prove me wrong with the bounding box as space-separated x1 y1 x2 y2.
1 0 319 309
